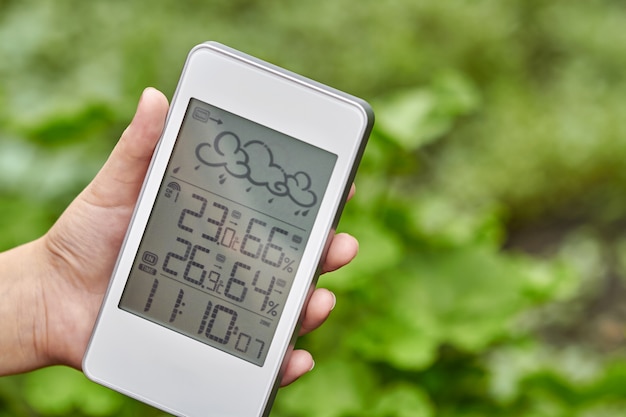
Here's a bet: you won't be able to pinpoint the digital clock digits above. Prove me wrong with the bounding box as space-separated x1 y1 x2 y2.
119 98 338 366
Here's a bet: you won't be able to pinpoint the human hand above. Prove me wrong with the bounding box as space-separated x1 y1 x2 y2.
3 88 358 385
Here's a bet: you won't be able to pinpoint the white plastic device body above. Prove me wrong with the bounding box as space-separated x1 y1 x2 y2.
83 42 373 417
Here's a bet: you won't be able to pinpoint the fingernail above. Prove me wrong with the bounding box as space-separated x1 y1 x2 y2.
138 87 154 106
330 291 337 311
309 360 316 372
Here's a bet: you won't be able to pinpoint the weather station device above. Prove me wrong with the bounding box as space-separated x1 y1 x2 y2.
83 42 373 417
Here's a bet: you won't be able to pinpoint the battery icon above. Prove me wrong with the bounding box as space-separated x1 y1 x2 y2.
192 107 210 122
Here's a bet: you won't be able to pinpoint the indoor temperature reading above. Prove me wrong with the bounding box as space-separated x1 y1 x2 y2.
119 98 337 366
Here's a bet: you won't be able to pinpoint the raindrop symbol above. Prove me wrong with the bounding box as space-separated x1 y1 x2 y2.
173 167 180 174
246 187 252 192
219 174 226 184
295 210 300 216
268 198 274 204
303 210 309 216
195 165 201 170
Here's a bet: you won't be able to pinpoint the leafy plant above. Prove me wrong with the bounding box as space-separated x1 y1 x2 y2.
2 0 626 416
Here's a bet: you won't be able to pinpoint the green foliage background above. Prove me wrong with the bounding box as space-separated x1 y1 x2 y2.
2 0 626 416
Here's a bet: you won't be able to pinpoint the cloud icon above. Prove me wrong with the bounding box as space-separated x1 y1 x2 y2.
196 131 249 177
285 172 317 208
195 130 319 211
244 140 289 196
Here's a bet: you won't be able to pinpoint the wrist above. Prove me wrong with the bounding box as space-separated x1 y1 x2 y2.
38 226 109 371
0 239 50 375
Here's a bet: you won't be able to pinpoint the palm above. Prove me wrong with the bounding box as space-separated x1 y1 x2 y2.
42 88 169 368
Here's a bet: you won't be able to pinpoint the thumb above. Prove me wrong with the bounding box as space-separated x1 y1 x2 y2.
85 87 169 209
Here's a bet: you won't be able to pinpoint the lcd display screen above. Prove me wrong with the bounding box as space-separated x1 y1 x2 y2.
119 98 337 366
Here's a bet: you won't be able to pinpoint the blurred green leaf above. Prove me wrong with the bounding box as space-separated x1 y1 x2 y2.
274 358 376 417
375 72 480 150
18 103 118 147
23 367 123 415
373 384 434 417
329 215 405 291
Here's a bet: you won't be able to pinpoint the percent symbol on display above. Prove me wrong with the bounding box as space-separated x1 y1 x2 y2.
267 301 280 316
282 258 295 273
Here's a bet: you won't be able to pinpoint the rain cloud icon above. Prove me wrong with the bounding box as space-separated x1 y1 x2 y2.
195 131 318 209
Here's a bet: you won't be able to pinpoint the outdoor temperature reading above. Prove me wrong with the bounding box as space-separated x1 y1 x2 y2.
119 98 337 365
